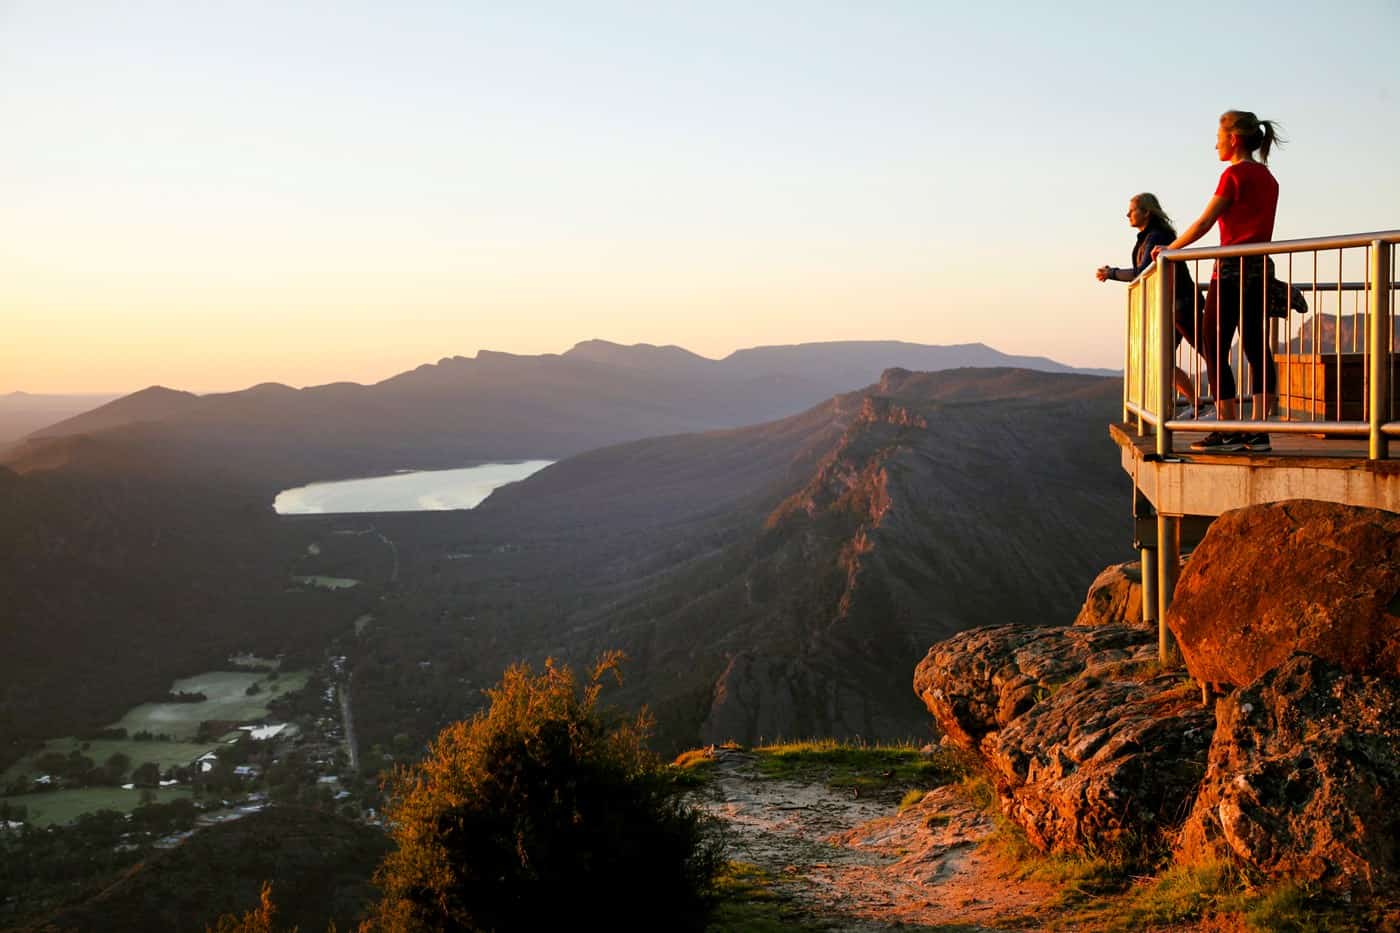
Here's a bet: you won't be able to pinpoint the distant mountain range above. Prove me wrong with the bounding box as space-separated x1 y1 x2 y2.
0 392 122 446
6 340 1116 490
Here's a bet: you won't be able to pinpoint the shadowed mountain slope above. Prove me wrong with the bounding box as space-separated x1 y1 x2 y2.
31 807 388 932
356 367 1127 749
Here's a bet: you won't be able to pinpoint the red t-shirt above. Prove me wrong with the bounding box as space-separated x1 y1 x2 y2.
1214 161 1278 245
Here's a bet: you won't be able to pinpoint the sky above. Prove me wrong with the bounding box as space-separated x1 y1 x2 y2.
2 1 1397 393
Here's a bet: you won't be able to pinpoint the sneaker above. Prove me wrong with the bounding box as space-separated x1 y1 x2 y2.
1173 403 1215 421
1189 431 1246 452
1243 432 1272 452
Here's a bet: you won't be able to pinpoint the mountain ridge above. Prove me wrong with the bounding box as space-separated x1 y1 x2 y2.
8 340 1120 492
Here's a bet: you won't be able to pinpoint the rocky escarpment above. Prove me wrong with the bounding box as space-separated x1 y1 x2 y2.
700 370 1125 745
915 500 1400 898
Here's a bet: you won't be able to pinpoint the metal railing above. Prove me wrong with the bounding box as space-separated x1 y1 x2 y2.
1124 230 1400 459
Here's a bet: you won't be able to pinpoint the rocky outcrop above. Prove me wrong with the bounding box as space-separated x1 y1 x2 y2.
914 623 1213 857
913 624 1154 752
1178 653 1400 895
1073 561 1145 629
986 664 1213 856
1167 500 1400 686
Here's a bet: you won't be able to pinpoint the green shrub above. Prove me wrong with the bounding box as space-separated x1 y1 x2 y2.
369 651 723 931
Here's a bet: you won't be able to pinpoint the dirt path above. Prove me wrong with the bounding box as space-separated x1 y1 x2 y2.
700 748 1062 931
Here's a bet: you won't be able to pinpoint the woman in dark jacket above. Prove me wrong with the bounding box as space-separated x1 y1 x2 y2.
1097 192 1206 416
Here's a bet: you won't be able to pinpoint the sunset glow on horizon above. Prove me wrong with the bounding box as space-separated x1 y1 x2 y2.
3 1 1396 394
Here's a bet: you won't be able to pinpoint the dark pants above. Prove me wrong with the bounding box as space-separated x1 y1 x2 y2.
1201 257 1275 402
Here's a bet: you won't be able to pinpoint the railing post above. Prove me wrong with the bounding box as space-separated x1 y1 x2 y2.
1157 513 1181 667
1123 284 1131 425
1370 240 1392 460
1156 255 1175 457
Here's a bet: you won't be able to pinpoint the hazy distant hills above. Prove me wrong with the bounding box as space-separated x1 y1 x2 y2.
7 340 1116 490
0 391 122 446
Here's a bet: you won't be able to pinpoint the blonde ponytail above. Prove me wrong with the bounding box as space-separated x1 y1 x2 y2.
1221 110 1287 163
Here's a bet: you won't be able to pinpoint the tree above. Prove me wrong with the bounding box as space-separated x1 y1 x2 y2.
368 652 721 931
132 761 162 787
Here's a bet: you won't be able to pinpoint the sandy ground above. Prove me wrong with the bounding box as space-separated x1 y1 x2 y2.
700 747 1065 931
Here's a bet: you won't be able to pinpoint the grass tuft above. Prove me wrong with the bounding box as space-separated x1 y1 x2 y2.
752 738 965 793
669 747 720 788
706 861 823 931
898 788 927 811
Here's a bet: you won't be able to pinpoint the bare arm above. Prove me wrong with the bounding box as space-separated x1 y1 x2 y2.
1154 195 1229 257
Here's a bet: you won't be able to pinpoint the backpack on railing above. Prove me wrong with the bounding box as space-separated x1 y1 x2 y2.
1267 276 1308 318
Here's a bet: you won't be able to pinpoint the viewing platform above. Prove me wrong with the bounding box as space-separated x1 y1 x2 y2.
1115 229 1399 662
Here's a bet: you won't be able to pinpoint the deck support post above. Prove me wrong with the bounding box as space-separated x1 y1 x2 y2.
1156 513 1181 667
1140 546 1157 630
1369 239 1392 460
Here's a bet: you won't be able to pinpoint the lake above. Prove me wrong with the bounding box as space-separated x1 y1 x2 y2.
273 461 554 514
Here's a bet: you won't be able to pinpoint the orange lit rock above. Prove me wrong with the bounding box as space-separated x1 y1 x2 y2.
986 664 1213 856
1073 561 1145 629
1166 500 1400 687
913 624 1153 752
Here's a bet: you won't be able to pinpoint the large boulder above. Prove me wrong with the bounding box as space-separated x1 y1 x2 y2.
1166 501 1400 687
1177 653 1400 895
986 663 1214 857
913 623 1153 753
1073 561 1146 629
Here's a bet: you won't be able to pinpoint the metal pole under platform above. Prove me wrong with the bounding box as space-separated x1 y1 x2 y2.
1156 513 1181 666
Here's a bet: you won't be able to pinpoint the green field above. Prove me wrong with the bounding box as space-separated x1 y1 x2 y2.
2 670 309 789
113 670 309 741
0 786 195 826
3 739 217 785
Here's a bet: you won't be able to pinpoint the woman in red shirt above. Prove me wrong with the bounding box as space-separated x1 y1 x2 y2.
1157 110 1284 453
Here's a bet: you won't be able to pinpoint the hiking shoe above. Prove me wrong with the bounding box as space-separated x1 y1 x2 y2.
1173 403 1215 421
1243 432 1272 452
1189 431 1246 452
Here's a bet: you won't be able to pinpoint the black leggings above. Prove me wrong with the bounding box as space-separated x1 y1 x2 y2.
1200 258 1275 401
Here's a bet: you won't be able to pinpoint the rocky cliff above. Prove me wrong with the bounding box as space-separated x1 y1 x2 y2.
914 500 1400 899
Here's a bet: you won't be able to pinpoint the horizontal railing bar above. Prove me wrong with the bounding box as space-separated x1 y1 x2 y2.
1131 270 1398 292
1191 281 1397 293
1164 419 1371 436
1126 403 1395 439
1160 229 1400 262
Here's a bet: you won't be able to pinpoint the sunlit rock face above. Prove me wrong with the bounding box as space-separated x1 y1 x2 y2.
1072 561 1146 629
986 665 1213 857
1178 653 1400 896
913 623 1213 858
1166 500 1400 687
913 624 1152 752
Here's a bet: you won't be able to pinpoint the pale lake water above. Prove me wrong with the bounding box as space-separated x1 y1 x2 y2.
273 461 554 514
